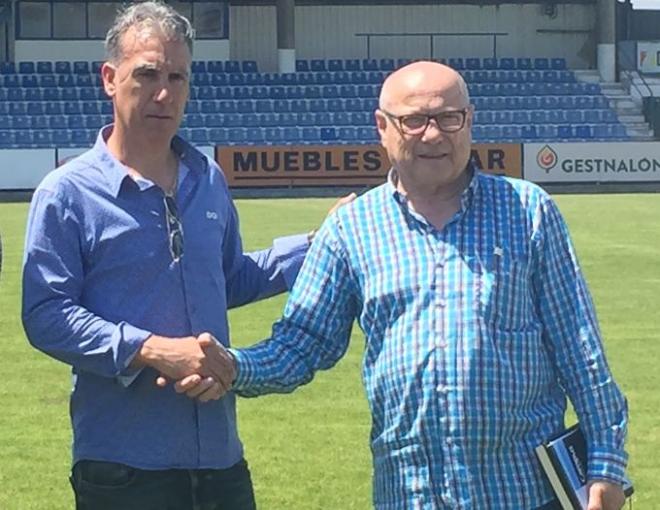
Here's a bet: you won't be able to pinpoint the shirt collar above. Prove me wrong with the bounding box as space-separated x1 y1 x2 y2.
90 124 209 198
387 160 481 225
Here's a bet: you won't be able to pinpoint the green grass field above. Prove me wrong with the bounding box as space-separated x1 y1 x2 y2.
1 195 658 509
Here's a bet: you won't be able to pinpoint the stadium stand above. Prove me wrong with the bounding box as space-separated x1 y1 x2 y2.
0 58 630 148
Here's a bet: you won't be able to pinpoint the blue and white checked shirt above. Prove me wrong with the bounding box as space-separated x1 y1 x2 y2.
232 166 628 509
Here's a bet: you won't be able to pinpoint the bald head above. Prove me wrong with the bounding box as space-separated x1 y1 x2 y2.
379 61 470 113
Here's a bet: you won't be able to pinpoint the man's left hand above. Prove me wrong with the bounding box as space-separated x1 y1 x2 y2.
587 480 626 510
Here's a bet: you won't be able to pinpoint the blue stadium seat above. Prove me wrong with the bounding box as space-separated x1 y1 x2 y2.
260 113 279 127
397 58 413 69
290 99 308 113
314 112 333 126
565 110 583 123
361 98 378 110
255 99 273 113
498 58 514 70
307 98 325 112
205 114 224 127
551 58 567 70
575 125 593 139
342 59 358 71
547 110 566 123
27 102 44 115
207 61 223 73
278 113 297 126
601 109 618 122
311 59 326 72
357 126 377 142
448 58 464 70
231 86 252 99
494 111 513 124
466 58 481 70
55 61 71 74
52 129 73 145
328 59 343 72
66 115 85 129
280 73 297 86
185 113 204 128
273 99 290 113
557 125 573 139
472 126 485 141
33 130 53 146
80 88 102 101
533 58 549 70
15 130 34 146
36 61 53 74
39 75 56 87
91 61 103 73
24 90 42 102
11 115 31 129
191 61 206 73
3 74 19 87
45 103 63 115
333 112 352 125
264 127 285 143
296 112 315 126
64 102 82 114
193 73 211 86
338 127 358 142
502 125 522 139
246 127 265 143
245 73 264 86
357 84 377 97
284 86 304 99
207 128 229 145
326 98 343 112
521 125 538 140
512 111 530 124
295 60 309 72
380 58 395 71
350 112 371 126
58 75 75 87
19 62 35 74
321 127 337 142
0 61 15 74
9 102 27 115
516 58 532 70
362 59 378 71
303 127 321 142
322 85 339 98
21 75 38 88
72 129 93 146
224 113 242 127
236 100 255 113
303 86 321 99
482 58 497 70
283 127 301 142
229 74 245 86
242 60 258 73
100 101 113 114
344 98 362 111
62 88 79 101
73 61 90 74
0 129 16 147
85 115 104 129
190 128 208 144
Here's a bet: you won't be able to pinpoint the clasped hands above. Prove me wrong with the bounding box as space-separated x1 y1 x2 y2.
132 332 235 402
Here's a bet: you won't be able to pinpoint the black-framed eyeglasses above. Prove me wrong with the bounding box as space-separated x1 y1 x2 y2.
164 195 184 262
382 108 469 135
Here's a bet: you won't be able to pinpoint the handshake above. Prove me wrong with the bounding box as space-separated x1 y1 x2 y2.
132 332 236 402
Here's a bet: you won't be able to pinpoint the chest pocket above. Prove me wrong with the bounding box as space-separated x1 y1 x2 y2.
477 250 532 331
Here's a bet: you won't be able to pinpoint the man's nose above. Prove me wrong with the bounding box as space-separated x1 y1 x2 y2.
421 118 445 142
153 84 172 103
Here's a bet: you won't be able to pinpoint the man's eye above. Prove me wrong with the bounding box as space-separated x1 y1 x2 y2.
401 116 427 129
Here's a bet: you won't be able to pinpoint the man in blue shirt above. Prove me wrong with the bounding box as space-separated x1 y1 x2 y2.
195 62 628 509
21 2 356 509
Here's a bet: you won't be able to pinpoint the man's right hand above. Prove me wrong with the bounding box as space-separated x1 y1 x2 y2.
133 332 235 398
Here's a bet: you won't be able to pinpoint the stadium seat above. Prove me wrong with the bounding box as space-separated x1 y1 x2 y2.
207 128 229 144
19 61 35 74
236 100 254 113
327 98 344 112
297 112 316 126
27 102 44 115
575 125 593 139
21 75 38 88
557 125 573 139
521 125 539 140
52 129 73 145
11 115 31 129
229 74 245 86
36 61 53 74
45 103 64 115
533 58 550 70
246 127 266 143
9 102 27 115
73 61 90 74
33 130 53 146
67 115 85 129
338 127 358 141
362 59 379 71
448 58 464 70
551 58 567 70
516 58 532 70
264 127 285 143
283 127 301 142
314 112 333 126
241 60 258 73
357 126 377 142
85 115 104 129
190 128 208 144
328 59 343 72
295 60 309 72
321 127 337 142
15 130 34 146
311 59 326 72
92 61 103 73
64 102 82 114
207 61 223 73
466 58 481 70
39 75 56 88
483 58 497 70
205 114 224 127
345 59 361 71
55 61 71 74
223 60 240 73
379 58 395 71
58 75 75 87
303 127 321 142
0 61 16 73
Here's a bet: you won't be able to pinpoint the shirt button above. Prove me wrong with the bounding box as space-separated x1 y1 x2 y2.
446 437 453 445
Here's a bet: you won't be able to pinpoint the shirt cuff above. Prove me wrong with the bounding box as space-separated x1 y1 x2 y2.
227 347 254 392
588 445 629 485
116 324 153 387
272 233 309 289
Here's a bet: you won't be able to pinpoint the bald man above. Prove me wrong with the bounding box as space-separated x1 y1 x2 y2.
191 62 629 509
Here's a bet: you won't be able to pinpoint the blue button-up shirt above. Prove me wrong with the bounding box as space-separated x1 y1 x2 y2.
22 127 308 469
232 167 628 509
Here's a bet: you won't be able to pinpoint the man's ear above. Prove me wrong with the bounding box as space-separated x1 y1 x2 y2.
375 109 388 139
101 62 117 98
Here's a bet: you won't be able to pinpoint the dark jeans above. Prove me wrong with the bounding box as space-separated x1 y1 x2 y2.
70 458 257 510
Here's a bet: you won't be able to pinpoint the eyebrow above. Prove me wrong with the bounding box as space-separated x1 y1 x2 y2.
132 63 190 79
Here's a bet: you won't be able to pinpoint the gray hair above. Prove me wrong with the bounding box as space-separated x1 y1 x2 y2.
105 1 195 63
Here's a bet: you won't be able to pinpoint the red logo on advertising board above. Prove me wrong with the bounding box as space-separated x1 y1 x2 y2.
537 145 558 172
